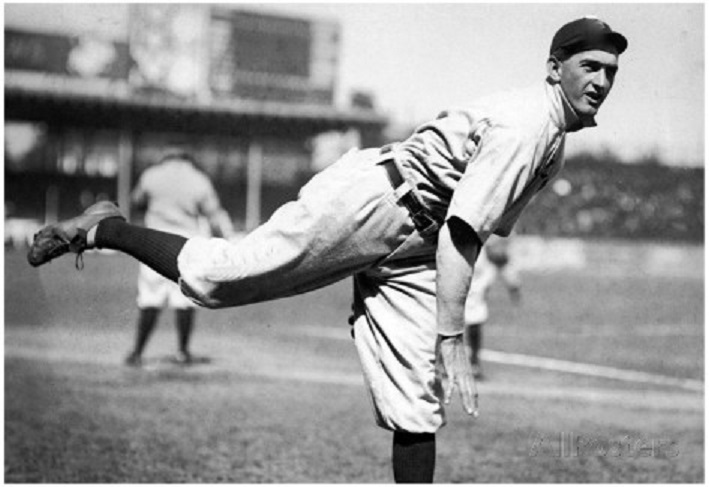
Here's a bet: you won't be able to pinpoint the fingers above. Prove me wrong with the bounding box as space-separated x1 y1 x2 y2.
443 373 453 405
470 371 479 417
456 373 479 417
471 380 480 418
437 335 480 417
443 372 479 417
460 377 475 416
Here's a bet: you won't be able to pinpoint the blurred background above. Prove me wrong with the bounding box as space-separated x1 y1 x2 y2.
4 3 704 247
4 3 704 483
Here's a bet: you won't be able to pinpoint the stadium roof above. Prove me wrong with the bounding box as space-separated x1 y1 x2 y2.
5 71 388 135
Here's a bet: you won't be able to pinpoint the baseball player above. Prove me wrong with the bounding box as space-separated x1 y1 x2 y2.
125 151 235 367
28 18 626 483
464 235 521 379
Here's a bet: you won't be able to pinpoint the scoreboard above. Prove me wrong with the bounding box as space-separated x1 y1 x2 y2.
209 8 339 105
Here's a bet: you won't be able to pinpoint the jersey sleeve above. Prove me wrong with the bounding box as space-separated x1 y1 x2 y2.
405 110 477 166
446 125 538 243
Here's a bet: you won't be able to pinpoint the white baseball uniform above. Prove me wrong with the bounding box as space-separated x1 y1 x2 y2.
177 80 581 432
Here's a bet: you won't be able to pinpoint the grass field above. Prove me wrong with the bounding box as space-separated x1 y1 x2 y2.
4 245 704 483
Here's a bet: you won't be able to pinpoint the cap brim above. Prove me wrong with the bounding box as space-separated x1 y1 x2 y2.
605 31 628 54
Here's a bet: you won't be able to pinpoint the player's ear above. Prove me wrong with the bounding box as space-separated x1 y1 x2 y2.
547 55 562 83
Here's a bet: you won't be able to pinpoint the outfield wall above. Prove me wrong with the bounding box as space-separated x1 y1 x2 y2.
512 236 704 279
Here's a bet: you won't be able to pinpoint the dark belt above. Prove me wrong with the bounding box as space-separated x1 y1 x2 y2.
380 145 440 237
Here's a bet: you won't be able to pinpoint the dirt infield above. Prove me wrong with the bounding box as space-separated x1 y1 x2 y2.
4 248 704 482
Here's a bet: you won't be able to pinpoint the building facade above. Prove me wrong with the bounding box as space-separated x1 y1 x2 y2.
5 5 386 237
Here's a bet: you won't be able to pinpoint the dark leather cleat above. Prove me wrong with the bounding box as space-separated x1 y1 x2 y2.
124 352 143 367
27 201 124 267
172 351 193 365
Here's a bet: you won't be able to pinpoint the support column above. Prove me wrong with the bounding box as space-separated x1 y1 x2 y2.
117 130 134 221
245 139 263 231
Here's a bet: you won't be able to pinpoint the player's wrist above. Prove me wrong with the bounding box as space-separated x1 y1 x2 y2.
437 312 465 336
437 328 464 338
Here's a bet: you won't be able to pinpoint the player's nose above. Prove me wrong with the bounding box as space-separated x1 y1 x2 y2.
592 70 611 93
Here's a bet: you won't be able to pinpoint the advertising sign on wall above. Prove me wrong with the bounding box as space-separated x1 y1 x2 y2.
128 4 209 98
209 8 339 105
5 29 130 79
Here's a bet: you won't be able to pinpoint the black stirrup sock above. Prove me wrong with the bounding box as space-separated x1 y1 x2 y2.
133 307 160 356
95 219 187 283
392 431 436 483
175 308 195 353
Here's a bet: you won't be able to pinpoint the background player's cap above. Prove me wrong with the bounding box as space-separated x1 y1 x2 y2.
159 148 198 166
550 16 628 57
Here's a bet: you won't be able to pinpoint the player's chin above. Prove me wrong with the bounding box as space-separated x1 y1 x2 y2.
577 104 600 119
583 97 604 114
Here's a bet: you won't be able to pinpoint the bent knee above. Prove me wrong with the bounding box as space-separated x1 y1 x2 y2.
178 278 224 309
178 276 267 309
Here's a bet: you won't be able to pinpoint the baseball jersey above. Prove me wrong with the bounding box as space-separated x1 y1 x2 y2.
398 80 580 243
132 159 223 237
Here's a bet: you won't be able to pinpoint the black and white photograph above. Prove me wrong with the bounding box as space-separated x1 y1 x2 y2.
4 2 704 483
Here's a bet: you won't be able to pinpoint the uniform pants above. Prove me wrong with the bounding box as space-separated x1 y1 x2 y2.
177 148 445 432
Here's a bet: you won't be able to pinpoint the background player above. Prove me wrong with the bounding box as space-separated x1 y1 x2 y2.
125 151 235 366
464 235 521 379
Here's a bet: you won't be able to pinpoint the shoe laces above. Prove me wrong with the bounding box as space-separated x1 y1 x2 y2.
69 229 89 270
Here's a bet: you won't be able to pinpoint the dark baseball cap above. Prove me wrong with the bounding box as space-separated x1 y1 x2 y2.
550 17 628 57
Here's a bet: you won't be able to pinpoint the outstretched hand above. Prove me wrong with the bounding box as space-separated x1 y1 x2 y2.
436 333 479 417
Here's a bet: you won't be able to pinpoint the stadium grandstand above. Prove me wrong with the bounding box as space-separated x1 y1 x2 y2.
4 5 702 247
517 152 704 243
5 5 387 245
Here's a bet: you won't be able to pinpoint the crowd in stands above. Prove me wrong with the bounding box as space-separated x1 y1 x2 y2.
5 152 704 248
515 152 704 243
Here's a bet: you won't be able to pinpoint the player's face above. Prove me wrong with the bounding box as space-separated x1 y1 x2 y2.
551 47 619 121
